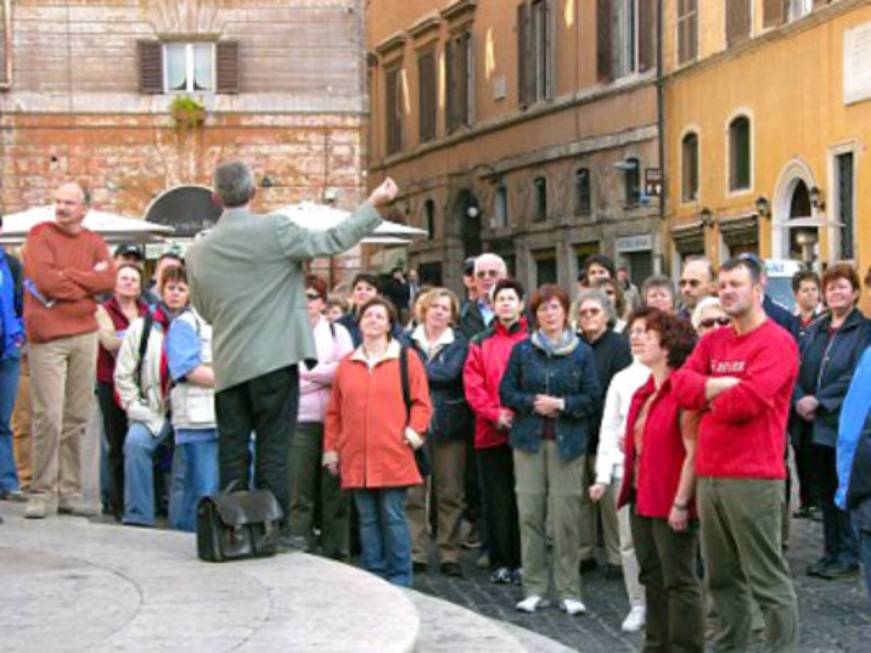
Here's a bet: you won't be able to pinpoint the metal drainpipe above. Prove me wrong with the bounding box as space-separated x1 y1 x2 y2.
0 0 12 90
656 0 667 270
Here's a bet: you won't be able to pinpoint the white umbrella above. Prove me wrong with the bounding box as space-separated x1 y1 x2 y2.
276 202 428 238
0 205 174 245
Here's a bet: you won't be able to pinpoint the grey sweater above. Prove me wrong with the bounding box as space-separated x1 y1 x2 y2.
186 202 382 391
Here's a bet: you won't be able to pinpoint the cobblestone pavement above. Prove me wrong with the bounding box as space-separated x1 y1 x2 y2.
410 515 871 652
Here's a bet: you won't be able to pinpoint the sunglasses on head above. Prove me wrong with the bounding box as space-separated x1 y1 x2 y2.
305 292 322 301
699 316 730 329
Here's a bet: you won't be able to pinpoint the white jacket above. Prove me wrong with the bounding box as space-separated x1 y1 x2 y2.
594 360 650 485
114 314 168 436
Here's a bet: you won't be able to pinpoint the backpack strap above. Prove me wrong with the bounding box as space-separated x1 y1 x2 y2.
136 311 154 391
399 345 411 425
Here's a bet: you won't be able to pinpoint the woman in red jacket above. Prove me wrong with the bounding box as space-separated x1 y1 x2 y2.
617 307 703 652
324 297 432 587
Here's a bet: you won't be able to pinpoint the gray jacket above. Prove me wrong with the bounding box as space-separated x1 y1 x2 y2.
186 202 382 391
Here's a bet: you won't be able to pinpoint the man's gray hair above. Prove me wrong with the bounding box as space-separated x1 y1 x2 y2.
576 288 617 324
474 253 508 277
214 161 255 208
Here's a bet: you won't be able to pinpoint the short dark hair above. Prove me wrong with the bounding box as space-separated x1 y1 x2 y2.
305 274 328 301
627 306 697 369
721 254 763 284
493 278 525 301
580 254 616 283
792 270 820 294
529 284 570 316
358 296 399 334
821 263 861 296
157 252 183 266
159 264 188 290
351 272 381 293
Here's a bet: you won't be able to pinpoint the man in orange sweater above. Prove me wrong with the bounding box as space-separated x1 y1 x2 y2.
23 183 114 519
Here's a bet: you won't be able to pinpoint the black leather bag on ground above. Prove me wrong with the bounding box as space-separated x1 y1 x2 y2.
196 483 284 562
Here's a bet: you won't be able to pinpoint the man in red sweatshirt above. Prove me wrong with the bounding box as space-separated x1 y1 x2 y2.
672 255 799 653
23 183 115 519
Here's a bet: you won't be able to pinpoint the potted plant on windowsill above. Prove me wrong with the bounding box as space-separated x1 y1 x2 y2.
170 95 206 129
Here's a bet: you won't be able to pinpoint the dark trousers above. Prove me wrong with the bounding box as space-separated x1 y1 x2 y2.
97 381 129 520
215 365 299 520
791 420 819 509
631 509 704 652
813 443 858 565
477 444 521 569
859 528 871 606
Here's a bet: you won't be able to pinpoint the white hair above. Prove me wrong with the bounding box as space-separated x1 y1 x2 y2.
691 295 724 331
473 253 507 277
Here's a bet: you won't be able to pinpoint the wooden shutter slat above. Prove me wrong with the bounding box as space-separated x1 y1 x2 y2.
517 2 529 106
596 0 612 82
465 32 475 125
138 40 163 94
418 52 435 142
638 0 655 72
445 39 455 131
727 0 751 47
216 41 240 94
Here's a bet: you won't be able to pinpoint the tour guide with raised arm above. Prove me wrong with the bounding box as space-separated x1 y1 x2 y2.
186 161 397 524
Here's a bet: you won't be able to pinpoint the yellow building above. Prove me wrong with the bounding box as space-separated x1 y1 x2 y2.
663 0 871 281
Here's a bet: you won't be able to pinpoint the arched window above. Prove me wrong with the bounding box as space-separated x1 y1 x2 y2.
574 168 591 216
681 132 699 202
495 183 509 228
424 199 436 240
624 157 640 206
729 116 751 191
533 176 547 221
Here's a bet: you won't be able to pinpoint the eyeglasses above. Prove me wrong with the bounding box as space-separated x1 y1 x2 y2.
578 307 602 318
476 269 500 279
305 292 322 301
678 279 702 288
699 316 730 329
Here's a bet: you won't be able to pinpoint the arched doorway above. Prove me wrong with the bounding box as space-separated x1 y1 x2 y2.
144 185 223 237
787 180 813 260
771 159 817 260
454 189 482 259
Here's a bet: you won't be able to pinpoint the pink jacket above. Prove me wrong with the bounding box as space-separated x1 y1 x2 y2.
298 317 354 423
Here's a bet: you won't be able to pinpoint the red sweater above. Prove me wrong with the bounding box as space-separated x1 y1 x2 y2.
23 222 114 344
463 317 529 450
671 319 798 480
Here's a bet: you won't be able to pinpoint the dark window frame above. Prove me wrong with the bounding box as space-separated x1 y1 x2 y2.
533 176 548 222
574 168 592 216
728 115 751 192
681 132 699 202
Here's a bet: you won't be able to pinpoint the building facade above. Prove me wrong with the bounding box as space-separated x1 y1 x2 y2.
366 0 663 294
0 0 368 279
663 0 871 279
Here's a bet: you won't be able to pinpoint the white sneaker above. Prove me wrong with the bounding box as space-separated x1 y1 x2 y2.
516 595 550 613
559 598 587 616
621 605 646 632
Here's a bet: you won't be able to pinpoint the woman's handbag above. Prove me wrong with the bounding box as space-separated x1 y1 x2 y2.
399 346 431 477
196 482 284 562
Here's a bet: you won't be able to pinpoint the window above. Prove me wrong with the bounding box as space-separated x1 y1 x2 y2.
836 152 855 259
533 176 548 221
788 0 813 21
726 0 751 47
677 0 698 65
681 132 699 202
418 51 437 143
728 116 751 191
424 199 436 240
165 42 214 92
446 31 474 131
495 183 509 228
624 157 641 206
532 0 553 100
597 0 654 81
574 168 591 215
518 1 554 105
385 66 403 155
533 248 558 286
612 0 637 78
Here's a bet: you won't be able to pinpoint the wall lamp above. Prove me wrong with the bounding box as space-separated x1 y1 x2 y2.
699 207 714 228
755 196 771 219
809 186 825 211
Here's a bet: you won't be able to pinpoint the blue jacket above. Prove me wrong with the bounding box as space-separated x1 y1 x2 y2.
404 327 472 442
499 331 602 461
836 346 871 531
794 308 871 447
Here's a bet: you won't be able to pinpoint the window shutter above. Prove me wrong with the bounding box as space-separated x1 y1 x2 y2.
138 40 163 94
517 2 530 106
418 52 436 142
763 0 786 28
596 0 612 82
445 38 456 131
638 0 655 72
544 0 555 98
687 0 698 61
216 41 240 94
726 0 751 47
465 32 476 125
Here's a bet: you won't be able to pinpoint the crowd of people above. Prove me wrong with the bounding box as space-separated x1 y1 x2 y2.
2 164 871 653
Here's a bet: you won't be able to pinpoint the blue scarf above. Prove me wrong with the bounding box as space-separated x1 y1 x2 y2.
0 254 24 360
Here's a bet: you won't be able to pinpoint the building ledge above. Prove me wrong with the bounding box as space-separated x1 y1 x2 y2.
409 12 442 40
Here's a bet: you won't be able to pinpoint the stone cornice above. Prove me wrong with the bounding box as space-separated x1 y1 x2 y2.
440 0 476 23
374 31 407 58
408 12 441 40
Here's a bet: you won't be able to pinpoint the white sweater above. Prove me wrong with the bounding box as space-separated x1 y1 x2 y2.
594 360 651 485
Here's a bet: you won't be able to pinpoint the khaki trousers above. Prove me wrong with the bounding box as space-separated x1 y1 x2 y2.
407 437 466 564
604 480 645 607
514 443 584 600
28 332 98 502
11 352 32 490
697 477 798 653
579 454 620 564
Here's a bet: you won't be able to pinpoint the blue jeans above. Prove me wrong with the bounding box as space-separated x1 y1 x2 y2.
123 420 184 526
0 357 21 492
353 487 412 587
169 433 219 532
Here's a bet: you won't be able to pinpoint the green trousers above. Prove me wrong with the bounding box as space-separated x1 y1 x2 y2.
697 477 798 653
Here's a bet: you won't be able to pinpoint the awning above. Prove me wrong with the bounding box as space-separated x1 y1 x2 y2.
275 202 428 238
1 205 174 245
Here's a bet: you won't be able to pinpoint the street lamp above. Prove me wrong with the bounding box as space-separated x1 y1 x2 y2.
755 196 770 219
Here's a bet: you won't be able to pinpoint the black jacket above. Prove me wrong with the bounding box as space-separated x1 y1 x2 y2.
581 329 633 454
794 308 871 447
764 294 798 339
459 300 487 339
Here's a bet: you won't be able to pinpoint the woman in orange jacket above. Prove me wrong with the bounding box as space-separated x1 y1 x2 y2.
324 297 432 586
